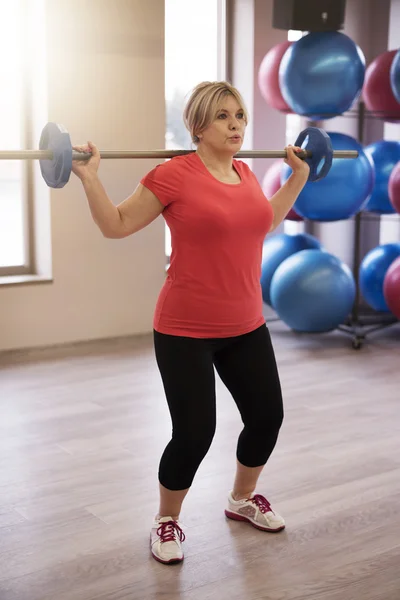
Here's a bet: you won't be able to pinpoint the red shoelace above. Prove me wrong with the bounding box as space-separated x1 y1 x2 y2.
157 520 186 543
251 494 273 514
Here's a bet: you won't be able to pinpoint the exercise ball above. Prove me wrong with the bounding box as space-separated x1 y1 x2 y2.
389 161 400 213
262 159 284 197
390 49 400 103
261 233 322 306
285 207 304 222
359 244 400 312
270 250 356 333
383 256 400 319
279 31 365 120
281 132 375 221
364 141 400 213
258 42 293 113
262 160 302 221
363 50 400 122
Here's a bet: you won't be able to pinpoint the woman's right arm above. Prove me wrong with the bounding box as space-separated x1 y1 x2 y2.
72 141 164 239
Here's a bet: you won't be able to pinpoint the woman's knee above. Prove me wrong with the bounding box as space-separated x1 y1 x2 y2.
249 416 283 442
174 424 216 458
246 398 284 435
273 403 284 431
159 425 216 489
237 408 283 467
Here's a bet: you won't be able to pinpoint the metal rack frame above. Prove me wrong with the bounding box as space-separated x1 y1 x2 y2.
266 102 399 349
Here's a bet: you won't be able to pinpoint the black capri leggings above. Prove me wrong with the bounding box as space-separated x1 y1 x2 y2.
153 323 284 491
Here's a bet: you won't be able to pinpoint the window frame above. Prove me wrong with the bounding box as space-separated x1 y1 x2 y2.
0 0 36 277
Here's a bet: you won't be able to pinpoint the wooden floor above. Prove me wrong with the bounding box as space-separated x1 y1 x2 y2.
1 322 400 600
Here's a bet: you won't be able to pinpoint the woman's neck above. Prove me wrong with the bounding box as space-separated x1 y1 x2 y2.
196 145 234 177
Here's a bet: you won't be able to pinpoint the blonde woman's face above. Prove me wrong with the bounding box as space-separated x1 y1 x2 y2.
198 95 246 154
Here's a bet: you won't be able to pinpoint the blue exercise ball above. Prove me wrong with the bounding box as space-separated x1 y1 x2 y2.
390 48 400 103
364 140 400 214
270 250 356 333
279 31 366 120
281 132 375 221
261 233 322 306
359 243 400 312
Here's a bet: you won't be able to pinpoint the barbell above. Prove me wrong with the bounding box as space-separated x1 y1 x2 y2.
0 122 359 189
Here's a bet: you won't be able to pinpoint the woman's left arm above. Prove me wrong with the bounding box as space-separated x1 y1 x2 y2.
268 145 310 232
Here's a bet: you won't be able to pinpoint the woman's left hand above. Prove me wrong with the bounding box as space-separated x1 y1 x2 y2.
284 145 310 180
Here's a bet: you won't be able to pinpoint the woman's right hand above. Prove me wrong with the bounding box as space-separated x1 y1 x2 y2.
71 141 101 181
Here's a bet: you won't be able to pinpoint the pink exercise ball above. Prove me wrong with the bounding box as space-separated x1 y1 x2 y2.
383 256 400 319
258 42 293 113
262 160 302 221
363 50 400 123
389 161 400 213
286 208 303 222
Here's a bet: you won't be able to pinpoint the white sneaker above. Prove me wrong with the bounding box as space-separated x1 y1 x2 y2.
225 491 285 532
150 516 185 564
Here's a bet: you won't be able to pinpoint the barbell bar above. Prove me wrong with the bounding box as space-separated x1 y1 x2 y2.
0 122 359 189
0 149 358 160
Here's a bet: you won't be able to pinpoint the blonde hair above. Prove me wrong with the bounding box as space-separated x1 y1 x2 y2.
183 81 249 144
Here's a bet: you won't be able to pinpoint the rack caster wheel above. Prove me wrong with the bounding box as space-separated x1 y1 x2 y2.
352 338 363 350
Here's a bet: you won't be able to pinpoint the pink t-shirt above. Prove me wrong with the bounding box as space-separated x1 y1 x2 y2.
140 152 274 338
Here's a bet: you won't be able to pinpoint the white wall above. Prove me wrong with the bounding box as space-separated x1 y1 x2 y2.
0 0 166 352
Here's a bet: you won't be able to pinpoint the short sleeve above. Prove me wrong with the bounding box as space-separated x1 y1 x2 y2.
140 158 182 207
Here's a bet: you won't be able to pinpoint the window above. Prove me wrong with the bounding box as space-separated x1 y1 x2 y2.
0 0 29 273
0 0 47 281
164 0 226 257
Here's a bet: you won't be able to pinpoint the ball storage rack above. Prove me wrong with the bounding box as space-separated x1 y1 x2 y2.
266 101 400 349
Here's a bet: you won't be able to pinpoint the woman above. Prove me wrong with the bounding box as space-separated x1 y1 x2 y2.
72 81 310 565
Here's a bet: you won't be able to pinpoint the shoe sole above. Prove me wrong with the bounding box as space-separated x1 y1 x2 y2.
150 534 184 565
225 509 285 533
151 551 184 565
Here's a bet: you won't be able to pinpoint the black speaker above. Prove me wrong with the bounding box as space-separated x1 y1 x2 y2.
272 0 346 32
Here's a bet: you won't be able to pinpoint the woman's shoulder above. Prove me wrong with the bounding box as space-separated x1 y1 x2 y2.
140 153 193 204
142 153 189 182
233 158 254 176
154 153 194 171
